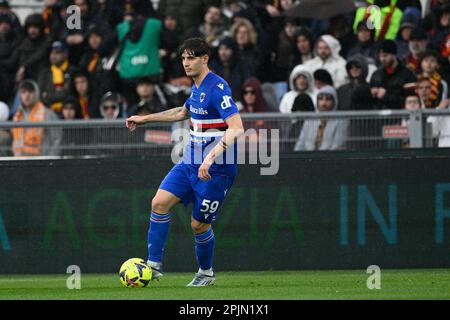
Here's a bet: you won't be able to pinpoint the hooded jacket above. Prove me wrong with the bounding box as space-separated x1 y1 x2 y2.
304 35 348 88
338 54 374 111
279 65 315 113
11 80 61 156
240 77 269 113
294 86 349 151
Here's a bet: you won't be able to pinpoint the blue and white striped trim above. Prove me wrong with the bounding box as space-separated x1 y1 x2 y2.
150 212 171 223
195 229 215 244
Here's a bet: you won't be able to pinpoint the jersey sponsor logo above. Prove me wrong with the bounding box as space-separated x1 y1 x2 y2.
189 105 208 115
221 95 233 110
217 83 224 90
200 92 206 103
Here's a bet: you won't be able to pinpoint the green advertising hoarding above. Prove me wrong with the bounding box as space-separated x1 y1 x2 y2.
1 150 450 274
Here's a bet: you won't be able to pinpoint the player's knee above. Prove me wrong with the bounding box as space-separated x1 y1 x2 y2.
151 196 170 213
191 220 210 234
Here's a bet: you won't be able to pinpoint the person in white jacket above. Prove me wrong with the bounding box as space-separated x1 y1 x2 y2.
279 65 316 114
304 35 348 89
294 85 349 151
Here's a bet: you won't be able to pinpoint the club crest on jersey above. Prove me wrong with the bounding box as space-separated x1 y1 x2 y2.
200 92 206 103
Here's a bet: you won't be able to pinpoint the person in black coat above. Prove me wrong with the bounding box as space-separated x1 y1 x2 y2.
0 13 21 103
209 37 253 101
16 14 52 83
370 40 417 110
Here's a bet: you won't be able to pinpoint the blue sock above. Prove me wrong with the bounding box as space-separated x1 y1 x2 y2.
147 212 171 265
195 228 215 271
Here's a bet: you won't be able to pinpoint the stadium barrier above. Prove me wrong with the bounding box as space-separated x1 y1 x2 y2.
1 109 449 158
1 149 450 274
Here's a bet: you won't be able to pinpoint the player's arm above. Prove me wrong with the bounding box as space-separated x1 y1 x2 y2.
126 106 190 132
198 113 245 181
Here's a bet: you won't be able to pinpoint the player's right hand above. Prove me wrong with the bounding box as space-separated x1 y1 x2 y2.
126 116 143 132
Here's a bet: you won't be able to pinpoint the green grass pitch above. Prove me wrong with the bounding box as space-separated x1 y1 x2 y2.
0 269 449 300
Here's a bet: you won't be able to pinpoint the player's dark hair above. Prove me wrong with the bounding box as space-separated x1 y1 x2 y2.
178 38 211 57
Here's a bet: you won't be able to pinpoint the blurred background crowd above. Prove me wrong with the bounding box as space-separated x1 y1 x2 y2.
0 0 449 155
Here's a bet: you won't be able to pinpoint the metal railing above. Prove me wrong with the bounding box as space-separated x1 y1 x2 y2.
1 110 450 158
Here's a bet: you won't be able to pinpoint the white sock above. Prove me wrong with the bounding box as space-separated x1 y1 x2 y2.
199 268 214 276
147 261 162 269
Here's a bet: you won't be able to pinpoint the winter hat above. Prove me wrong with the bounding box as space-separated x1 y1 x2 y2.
24 13 45 30
0 13 12 25
409 27 428 41
292 93 314 112
313 69 334 86
379 39 397 55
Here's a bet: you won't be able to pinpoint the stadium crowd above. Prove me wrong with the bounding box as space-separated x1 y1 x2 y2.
0 0 450 156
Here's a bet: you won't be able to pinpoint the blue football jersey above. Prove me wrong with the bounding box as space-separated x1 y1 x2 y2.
181 71 239 176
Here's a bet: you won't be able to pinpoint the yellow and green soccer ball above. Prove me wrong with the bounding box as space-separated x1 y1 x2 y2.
119 258 152 288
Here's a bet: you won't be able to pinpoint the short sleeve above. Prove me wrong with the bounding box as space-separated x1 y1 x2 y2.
211 84 239 121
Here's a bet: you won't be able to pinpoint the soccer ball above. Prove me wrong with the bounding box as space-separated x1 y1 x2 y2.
119 258 152 288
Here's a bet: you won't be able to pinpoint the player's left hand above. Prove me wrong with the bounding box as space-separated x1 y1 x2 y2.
198 161 212 181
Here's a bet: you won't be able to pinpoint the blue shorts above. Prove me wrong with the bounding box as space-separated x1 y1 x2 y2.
159 163 235 224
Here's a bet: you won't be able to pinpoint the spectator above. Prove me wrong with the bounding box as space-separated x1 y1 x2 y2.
0 0 22 35
304 35 348 89
229 18 260 78
396 7 421 61
346 20 378 65
279 65 315 114
338 55 374 111
157 0 221 32
424 2 450 50
117 13 162 108
404 94 421 111
289 27 315 69
209 37 252 101
404 27 429 74
440 33 450 86
370 40 417 110
239 77 269 113
60 96 88 156
79 25 105 72
313 69 334 90
0 101 11 156
128 77 169 116
284 93 315 152
16 14 52 83
90 0 119 29
221 0 250 28
92 91 128 156
238 77 270 137
79 24 116 106
61 96 83 120
420 50 448 104
11 80 61 156
416 76 449 109
38 41 77 116
159 12 183 82
0 13 20 103
72 70 100 119
64 0 97 65
183 5 227 48
294 85 349 151
268 17 298 102
291 93 315 113
99 91 123 120
326 14 356 58
353 0 403 41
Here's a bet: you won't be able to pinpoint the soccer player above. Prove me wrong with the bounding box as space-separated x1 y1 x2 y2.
126 38 244 287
